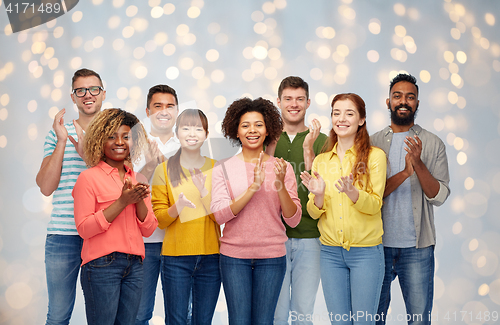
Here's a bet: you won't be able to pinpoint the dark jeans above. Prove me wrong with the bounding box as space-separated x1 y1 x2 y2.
220 254 286 325
81 252 144 325
376 246 435 325
162 254 221 325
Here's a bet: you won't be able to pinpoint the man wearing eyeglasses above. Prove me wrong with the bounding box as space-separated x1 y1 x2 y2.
36 68 106 325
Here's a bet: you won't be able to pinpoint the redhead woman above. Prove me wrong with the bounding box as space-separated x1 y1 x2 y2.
301 93 387 325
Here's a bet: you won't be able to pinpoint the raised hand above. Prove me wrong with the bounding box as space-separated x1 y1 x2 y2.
252 151 266 190
300 170 325 196
303 118 321 150
177 192 196 210
146 139 163 165
335 173 359 203
404 135 422 167
69 119 85 158
403 149 414 178
190 168 208 197
273 158 287 191
53 108 68 143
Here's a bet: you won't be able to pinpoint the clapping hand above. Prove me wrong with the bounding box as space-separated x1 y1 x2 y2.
300 171 325 196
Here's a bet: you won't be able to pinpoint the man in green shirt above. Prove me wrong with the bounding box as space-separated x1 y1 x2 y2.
268 76 328 324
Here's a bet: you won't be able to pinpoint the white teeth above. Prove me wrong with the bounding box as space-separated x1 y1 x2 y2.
114 149 125 153
85 102 93 105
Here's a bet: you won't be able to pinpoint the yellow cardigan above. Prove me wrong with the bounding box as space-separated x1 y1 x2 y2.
307 144 387 250
151 157 220 256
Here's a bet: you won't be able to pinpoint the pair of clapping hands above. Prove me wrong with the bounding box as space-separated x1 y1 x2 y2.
300 171 354 197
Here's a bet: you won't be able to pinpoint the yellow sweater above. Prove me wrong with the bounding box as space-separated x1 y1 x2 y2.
307 144 386 250
151 157 220 256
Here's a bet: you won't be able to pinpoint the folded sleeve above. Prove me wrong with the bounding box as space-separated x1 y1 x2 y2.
136 194 158 237
425 139 450 206
72 172 111 240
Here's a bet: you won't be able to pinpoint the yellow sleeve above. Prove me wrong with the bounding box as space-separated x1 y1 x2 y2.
351 147 387 214
306 154 327 220
151 162 177 229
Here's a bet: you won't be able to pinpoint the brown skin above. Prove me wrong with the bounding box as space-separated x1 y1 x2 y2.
383 81 440 199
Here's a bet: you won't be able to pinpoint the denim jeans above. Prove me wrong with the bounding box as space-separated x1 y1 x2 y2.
376 246 435 325
136 242 164 325
321 244 384 325
274 238 321 325
220 254 286 325
162 254 221 325
45 234 83 325
80 252 144 325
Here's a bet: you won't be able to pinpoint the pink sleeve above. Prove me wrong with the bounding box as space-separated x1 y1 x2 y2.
210 162 237 225
282 162 302 228
72 172 111 240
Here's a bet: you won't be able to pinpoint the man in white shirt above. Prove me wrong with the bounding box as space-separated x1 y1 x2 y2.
135 84 180 325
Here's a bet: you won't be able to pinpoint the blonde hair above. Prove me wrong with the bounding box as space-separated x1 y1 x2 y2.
84 108 148 167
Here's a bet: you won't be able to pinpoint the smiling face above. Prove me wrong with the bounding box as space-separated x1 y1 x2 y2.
103 125 131 168
71 76 106 117
331 99 365 140
237 111 268 150
146 92 178 137
277 87 310 126
387 81 419 126
177 123 207 152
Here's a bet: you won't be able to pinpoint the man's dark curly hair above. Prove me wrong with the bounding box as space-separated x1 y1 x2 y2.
389 73 418 95
221 97 283 147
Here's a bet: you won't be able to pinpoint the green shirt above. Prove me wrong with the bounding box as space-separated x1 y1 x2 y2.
274 130 328 238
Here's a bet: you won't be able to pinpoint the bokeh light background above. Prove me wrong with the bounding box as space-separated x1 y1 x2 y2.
1 0 500 324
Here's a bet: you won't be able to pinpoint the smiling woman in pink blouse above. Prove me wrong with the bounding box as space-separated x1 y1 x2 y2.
211 97 302 325
72 108 158 325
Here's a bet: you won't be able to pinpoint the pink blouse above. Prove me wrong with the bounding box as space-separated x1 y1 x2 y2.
72 160 158 265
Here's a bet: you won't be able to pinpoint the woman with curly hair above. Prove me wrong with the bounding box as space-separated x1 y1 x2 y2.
210 97 302 325
151 109 220 325
72 108 158 325
300 93 387 325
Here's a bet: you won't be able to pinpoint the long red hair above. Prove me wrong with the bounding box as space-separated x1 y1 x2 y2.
322 93 373 192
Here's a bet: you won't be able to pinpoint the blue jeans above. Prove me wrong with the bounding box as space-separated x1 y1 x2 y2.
274 238 321 325
376 246 435 325
162 254 221 325
45 234 83 325
136 243 164 325
220 254 286 325
80 252 144 325
321 244 384 325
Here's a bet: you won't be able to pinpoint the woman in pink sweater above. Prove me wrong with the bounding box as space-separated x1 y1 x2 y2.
210 97 302 325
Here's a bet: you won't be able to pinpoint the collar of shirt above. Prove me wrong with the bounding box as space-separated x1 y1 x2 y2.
327 142 357 159
148 133 180 154
97 160 133 177
383 124 422 137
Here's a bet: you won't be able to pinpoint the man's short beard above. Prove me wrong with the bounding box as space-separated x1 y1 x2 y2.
389 104 417 126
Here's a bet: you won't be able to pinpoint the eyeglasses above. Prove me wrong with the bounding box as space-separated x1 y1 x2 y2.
72 86 104 97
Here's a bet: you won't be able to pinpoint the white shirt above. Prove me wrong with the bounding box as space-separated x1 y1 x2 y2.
134 132 180 243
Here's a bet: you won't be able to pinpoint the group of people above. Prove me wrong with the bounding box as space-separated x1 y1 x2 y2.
37 69 450 325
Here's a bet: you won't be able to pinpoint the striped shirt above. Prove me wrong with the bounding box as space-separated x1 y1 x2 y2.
43 122 87 235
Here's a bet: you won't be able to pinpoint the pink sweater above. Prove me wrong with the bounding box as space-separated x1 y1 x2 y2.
210 155 301 259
